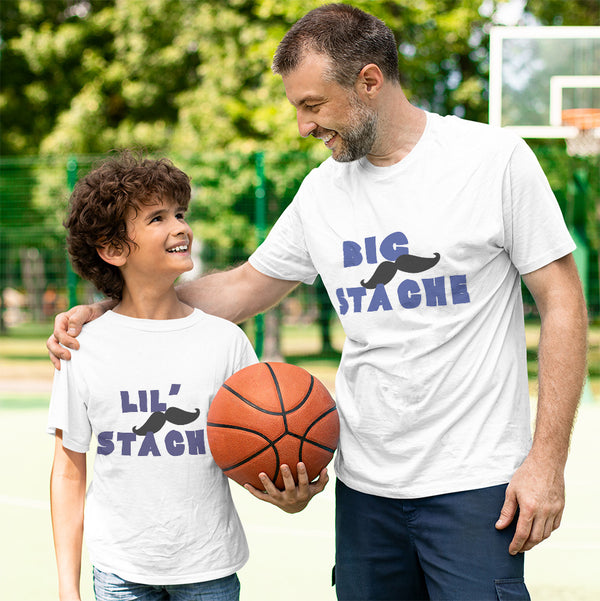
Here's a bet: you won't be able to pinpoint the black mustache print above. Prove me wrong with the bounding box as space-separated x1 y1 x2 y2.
133 407 200 436
360 253 441 289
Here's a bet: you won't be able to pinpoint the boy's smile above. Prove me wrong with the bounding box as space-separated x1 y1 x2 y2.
123 198 194 280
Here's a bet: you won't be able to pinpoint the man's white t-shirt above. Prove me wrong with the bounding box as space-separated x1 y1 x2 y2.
48 309 257 585
250 112 575 499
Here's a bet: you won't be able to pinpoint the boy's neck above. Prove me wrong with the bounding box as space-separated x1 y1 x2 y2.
113 286 193 320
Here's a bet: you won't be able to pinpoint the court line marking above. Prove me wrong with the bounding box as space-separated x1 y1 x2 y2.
0 494 47 510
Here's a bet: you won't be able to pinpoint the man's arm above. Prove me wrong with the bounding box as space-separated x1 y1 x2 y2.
496 253 588 554
50 430 87 601
47 262 300 367
176 262 301 323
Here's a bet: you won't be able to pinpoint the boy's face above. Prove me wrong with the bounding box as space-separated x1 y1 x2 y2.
121 196 194 281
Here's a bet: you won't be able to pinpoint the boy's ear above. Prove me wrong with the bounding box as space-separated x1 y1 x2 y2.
96 244 127 267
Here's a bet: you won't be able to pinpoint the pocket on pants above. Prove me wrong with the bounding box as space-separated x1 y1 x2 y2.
494 577 531 601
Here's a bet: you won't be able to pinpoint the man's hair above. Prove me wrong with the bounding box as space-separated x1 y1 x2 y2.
65 151 191 300
272 3 400 87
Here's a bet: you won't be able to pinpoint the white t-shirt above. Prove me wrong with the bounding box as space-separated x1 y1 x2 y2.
48 309 258 585
249 112 575 499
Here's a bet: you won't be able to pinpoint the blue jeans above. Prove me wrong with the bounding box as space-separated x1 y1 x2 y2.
93 569 240 601
334 480 530 601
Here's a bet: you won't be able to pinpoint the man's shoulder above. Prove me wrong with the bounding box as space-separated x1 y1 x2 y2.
431 112 521 146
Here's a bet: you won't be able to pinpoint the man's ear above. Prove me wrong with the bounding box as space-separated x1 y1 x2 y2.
96 244 127 267
356 63 384 98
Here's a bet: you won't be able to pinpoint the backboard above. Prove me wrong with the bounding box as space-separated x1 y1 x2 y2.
489 26 600 140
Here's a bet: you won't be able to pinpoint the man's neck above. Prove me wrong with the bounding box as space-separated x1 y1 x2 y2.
366 96 427 167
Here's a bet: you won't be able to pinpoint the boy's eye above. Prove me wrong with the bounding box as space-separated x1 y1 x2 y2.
176 212 186 220
150 215 162 223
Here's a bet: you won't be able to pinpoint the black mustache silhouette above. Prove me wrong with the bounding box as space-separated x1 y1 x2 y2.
360 253 441 289
133 407 200 436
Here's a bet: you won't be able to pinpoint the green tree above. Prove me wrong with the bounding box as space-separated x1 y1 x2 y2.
1 0 598 331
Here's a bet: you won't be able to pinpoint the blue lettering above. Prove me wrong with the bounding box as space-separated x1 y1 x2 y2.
165 430 185 456
120 391 136 413
118 432 136 456
336 288 349 316
397 279 421 309
347 287 368 312
380 232 409 261
365 236 378 264
186 430 206 455
367 284 393 312
423 277 447 307
97 431 114 455
451 275 471 304
139 432 161 456
138 390 148 413
150 389 167 413
343 241 363 267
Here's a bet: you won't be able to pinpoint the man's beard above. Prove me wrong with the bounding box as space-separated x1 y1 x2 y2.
333 95 378 162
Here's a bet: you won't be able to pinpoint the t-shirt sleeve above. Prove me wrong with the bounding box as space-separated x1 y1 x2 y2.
47 359 92 453
502 139 575 275
249 197 319 285
234 330 259 372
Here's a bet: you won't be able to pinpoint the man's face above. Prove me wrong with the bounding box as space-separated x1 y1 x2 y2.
282 53 378 162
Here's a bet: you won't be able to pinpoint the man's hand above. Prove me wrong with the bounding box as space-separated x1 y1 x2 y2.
495 454 565 555
47 301 114 368
244 462 329 513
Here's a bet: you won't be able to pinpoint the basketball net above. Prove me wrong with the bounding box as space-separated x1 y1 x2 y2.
562 108 600 157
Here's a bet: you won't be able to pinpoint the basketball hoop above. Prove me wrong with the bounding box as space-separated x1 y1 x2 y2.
562 108 600 157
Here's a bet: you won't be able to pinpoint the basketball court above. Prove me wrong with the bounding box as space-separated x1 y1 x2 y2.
1 391 599 601
1 22 599 601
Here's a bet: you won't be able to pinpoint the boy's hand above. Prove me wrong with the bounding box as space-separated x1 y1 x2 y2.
244 462 329 513
47 301 114 368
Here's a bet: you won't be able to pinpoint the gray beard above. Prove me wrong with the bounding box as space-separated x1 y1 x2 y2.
333 104 378 163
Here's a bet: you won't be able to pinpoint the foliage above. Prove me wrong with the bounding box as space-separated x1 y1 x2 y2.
1 0 598 277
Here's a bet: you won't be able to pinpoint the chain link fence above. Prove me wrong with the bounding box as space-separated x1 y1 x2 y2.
1 149 599 333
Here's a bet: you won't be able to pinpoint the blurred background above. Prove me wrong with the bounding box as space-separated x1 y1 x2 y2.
1 0 598 360
0 1 599 599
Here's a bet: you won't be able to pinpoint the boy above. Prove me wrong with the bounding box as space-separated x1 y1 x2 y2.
48 152 257 601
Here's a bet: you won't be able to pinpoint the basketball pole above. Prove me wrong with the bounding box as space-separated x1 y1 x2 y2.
254 151 266 359
66 156 79 308
567 168 596 404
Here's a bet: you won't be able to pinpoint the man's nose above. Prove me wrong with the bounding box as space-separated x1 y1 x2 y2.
297 111 317 138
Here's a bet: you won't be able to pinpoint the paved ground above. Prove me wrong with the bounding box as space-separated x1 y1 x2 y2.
1 376 598 600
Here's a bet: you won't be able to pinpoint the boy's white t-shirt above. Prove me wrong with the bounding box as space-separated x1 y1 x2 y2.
250 112 575 499
48 309 257 585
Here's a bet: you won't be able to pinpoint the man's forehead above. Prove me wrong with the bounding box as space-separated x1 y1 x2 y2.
281 52 335 107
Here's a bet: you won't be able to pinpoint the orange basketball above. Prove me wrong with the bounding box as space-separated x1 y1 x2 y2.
207 362 339 490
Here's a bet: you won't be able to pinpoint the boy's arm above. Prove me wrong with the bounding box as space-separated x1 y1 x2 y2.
47 262 299 367
50 430 87 601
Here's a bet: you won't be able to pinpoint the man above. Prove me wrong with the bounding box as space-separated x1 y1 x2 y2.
49 4 588 600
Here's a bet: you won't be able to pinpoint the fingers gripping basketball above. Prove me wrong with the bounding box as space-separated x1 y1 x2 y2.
207 362 339 490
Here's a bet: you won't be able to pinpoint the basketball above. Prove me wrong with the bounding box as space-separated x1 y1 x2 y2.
207 362 339 490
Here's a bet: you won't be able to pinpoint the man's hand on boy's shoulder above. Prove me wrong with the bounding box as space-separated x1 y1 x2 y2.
244 462 329 514
47 300 115 368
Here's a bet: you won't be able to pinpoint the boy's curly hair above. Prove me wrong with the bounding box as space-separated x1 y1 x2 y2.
65 151 191 300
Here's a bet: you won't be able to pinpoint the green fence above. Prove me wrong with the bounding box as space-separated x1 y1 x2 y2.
1 148 599 332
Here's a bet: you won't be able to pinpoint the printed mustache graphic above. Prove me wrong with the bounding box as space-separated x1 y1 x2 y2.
133 407 200 436
360 253 441 289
